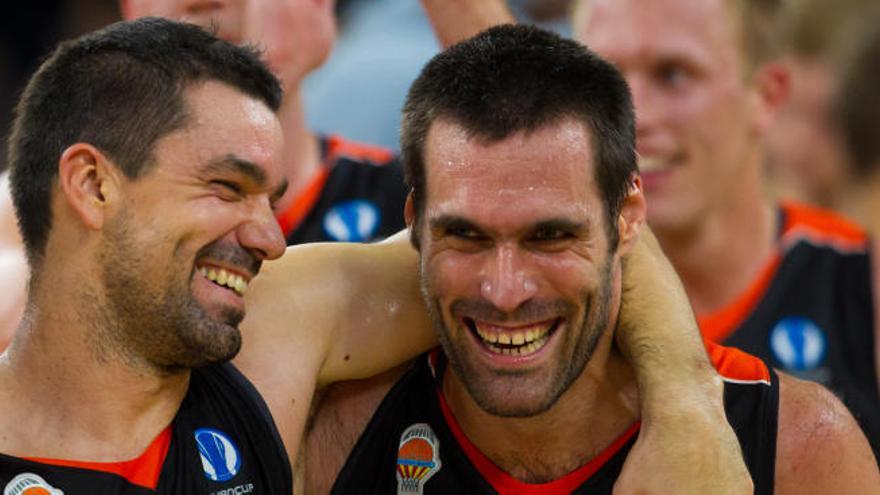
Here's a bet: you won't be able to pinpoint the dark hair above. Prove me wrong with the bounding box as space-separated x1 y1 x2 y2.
836 19 880 177
401 24 636 248
8 17 283 267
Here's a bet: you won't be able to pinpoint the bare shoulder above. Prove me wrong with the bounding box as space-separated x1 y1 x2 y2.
300 363 410 494
775 373 880 494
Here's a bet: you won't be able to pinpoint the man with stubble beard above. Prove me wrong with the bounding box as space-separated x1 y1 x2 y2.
302 26 879 494
0 16 755 495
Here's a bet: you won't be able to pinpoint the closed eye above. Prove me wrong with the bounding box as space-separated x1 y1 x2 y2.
211 179 243 198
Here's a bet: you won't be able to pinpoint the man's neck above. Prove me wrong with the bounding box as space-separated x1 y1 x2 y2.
274 88 322 214
441 333 639 483
657 171 777 317
0 284 189 461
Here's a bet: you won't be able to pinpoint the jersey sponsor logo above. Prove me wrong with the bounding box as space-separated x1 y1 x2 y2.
4 473 63 495
396 423 442 495
770 317 828 372
323 200 380 242
195 428 242 482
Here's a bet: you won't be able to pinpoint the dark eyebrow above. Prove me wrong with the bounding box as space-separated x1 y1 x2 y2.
202 155 268 185
529 218 588 234
429 215 483 234
201 154 288 202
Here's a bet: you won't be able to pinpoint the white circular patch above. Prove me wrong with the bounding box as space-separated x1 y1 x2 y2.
769 317 827 371
323 200 380 242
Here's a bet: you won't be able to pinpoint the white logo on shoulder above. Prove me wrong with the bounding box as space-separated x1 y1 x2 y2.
4 473 64 495
323 200 380 242
770 317 827 372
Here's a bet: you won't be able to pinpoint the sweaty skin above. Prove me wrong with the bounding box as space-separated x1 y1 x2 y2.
0 3 751 492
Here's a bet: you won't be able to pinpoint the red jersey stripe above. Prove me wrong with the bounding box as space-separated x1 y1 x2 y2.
23 426 172 490
436 386 640 495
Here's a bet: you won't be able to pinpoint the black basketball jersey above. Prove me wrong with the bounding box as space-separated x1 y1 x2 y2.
277 134 409 245
0 363 292 494
699 202 880 458
332 344 779 495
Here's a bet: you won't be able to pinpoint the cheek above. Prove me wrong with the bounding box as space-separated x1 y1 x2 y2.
425 251 483 301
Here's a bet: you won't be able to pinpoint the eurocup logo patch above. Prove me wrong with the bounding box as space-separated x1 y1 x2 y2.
396 423 442 495
4 473 63 495
194 428 242 482
323 200 380 242
770 317 828 372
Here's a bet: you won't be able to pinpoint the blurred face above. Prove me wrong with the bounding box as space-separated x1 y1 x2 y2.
767 57 851 207
101 80 287 370
576 0 761 233
415 118 619 417
122 0 336 87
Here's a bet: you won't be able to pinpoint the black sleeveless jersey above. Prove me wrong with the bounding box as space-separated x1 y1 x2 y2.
277 134 408 245
332 344 779 495
0 363 292 494
698 202 880 458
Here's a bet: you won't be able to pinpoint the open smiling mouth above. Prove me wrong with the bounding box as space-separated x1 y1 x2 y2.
197 265 249 296
463 318 562 357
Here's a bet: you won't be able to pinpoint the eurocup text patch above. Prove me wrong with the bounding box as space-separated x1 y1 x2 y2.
396 423 441 494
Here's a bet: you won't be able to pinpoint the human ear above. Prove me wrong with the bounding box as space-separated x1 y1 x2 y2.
615 175 647 256
750 62 791 135
57 143 121 231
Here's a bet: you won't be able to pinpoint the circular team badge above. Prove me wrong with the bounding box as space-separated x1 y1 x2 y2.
4 473 63 495
194 428 242 482
769 317 827 372
323 200 381 242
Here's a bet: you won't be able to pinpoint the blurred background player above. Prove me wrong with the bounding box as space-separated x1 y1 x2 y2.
835 16 880 297
571 0 880 458
767 0 880 211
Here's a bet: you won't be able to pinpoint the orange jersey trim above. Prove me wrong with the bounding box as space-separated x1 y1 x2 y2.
779 201 868 253
436 385 640 495
698 202 868 342
698 253 782 342
276 166 330 237
705 340 771 385
23 426 172 490
324 134 394 165
274 135 395 236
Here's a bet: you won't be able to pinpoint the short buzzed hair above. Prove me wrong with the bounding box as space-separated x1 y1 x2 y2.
8 17 282 268
401 25 636 249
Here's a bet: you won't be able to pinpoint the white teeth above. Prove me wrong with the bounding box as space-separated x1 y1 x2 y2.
473 320 555 356
198 266 248 296
484 333 551 356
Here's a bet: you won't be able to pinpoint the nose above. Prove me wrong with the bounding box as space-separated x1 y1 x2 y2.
238 197 286 262
479 243 538 314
